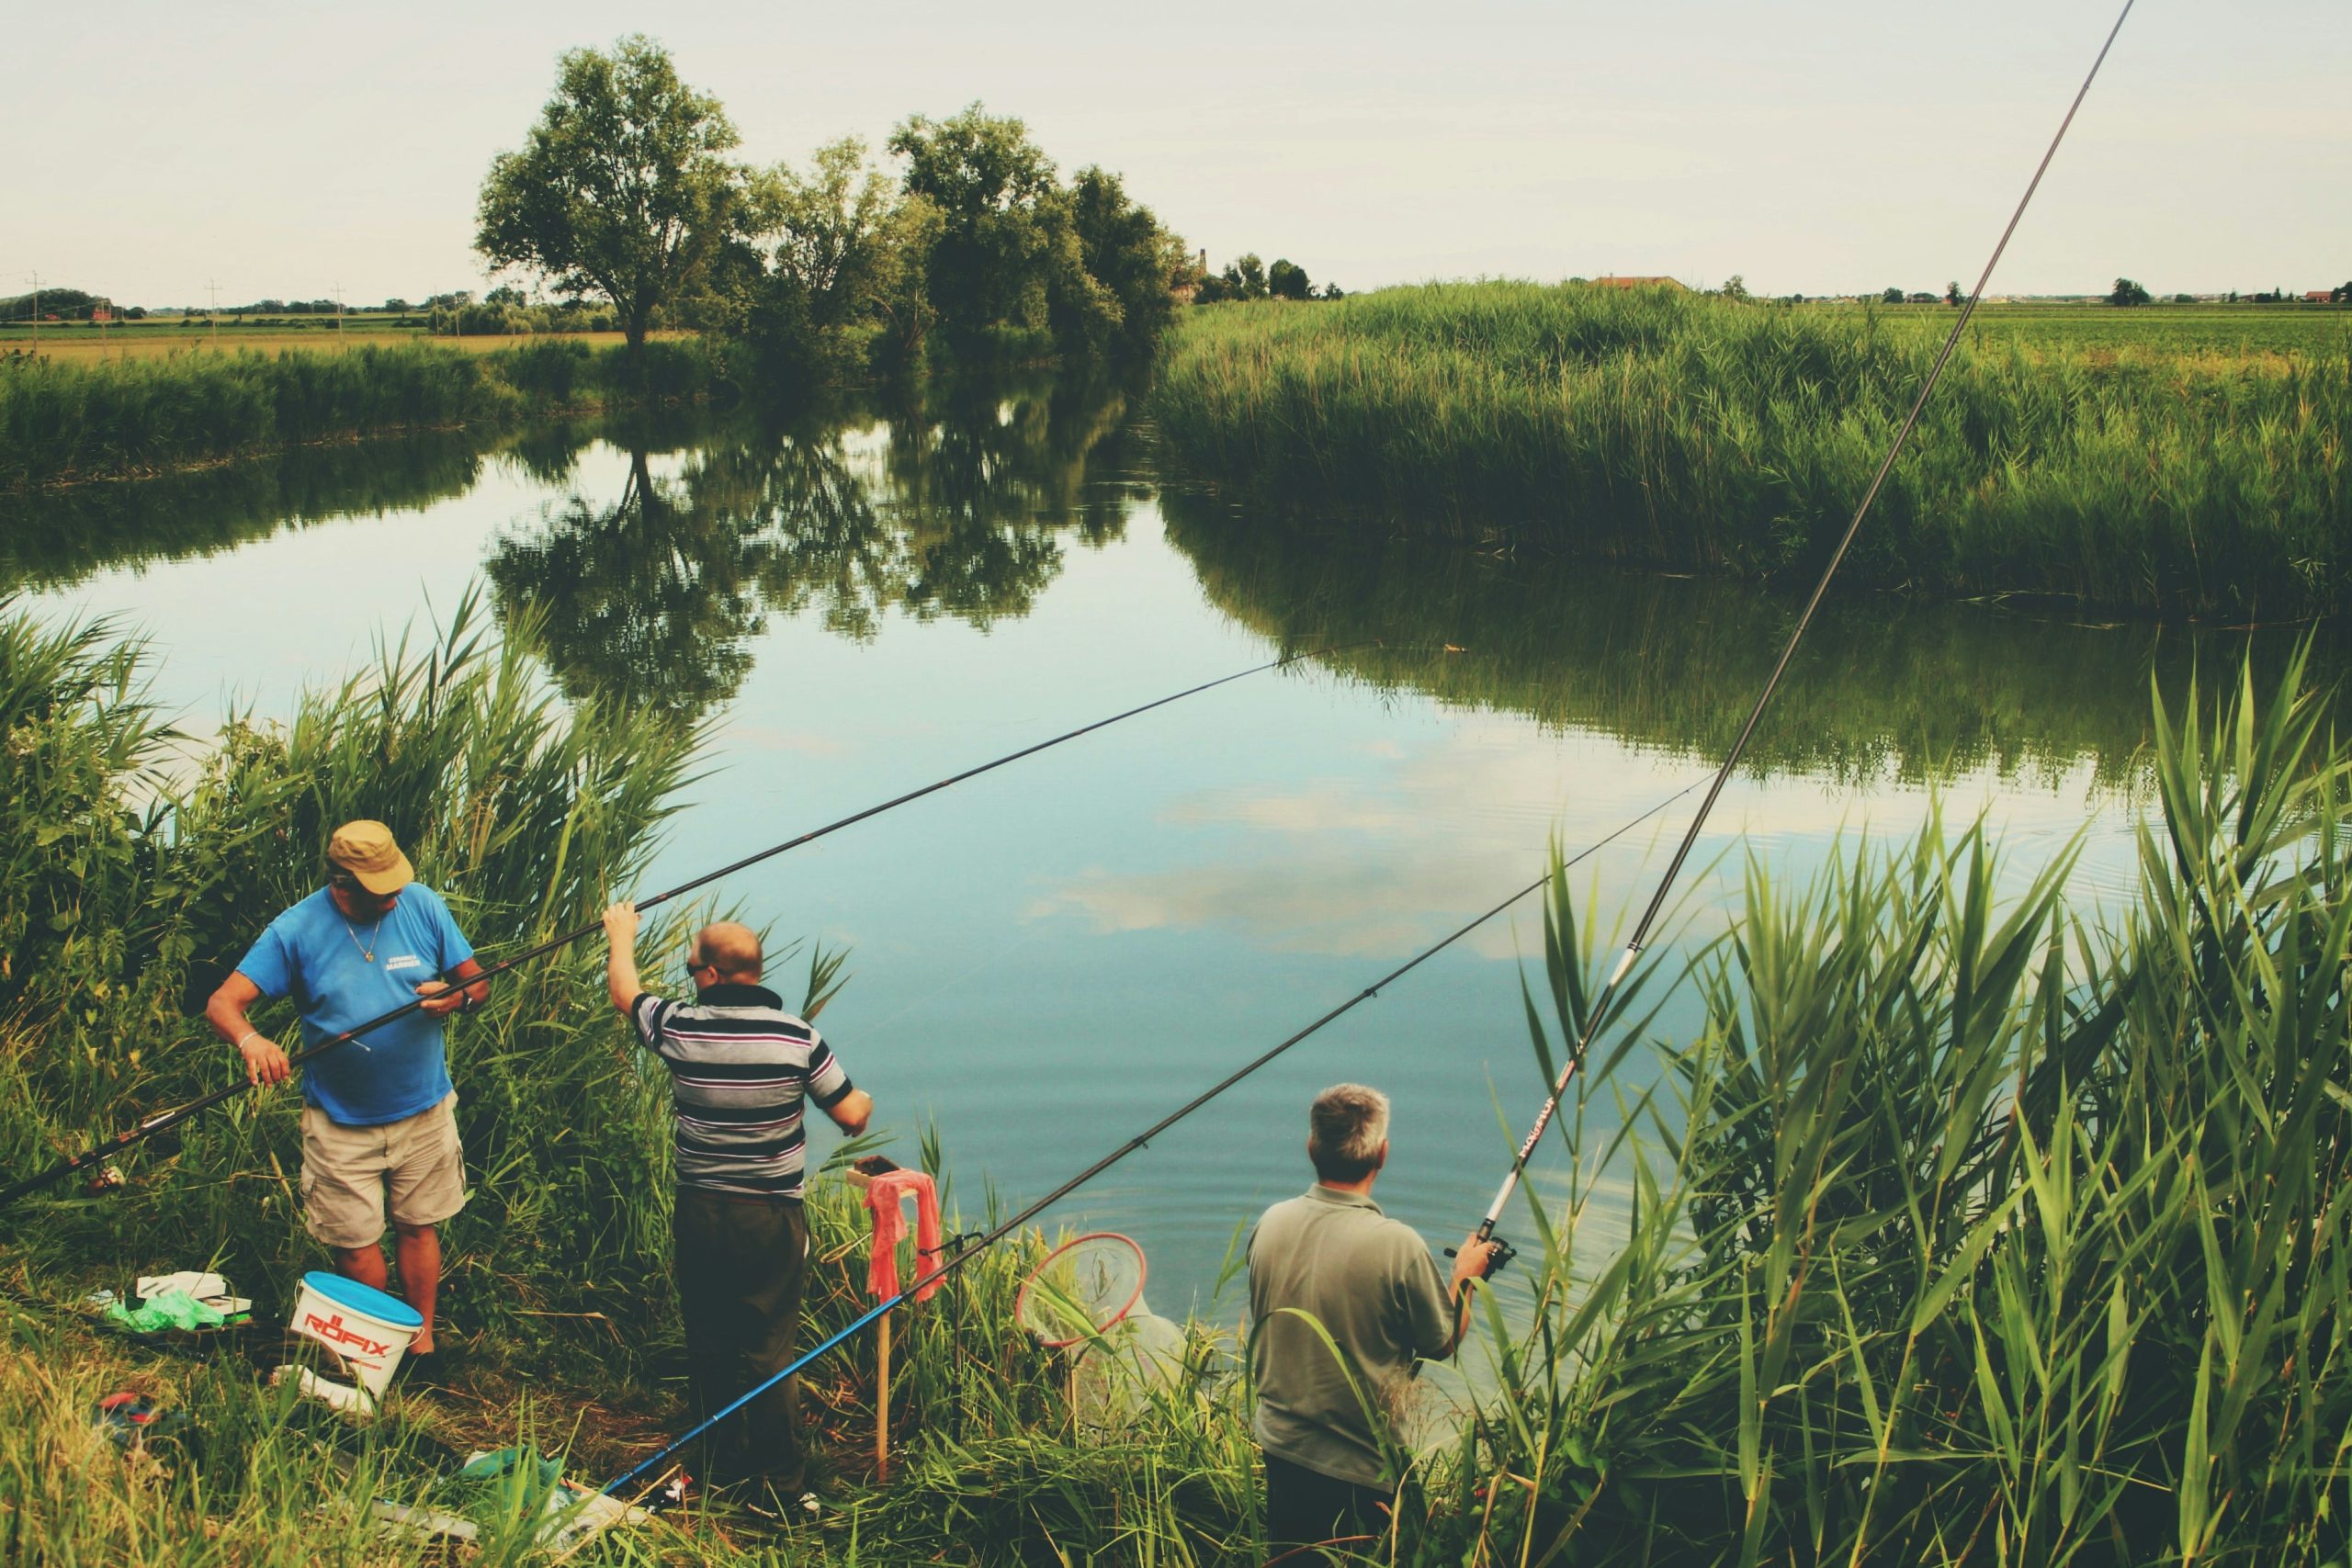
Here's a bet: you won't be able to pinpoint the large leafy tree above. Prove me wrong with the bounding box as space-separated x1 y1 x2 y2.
1063 166 1187 357
888 103 1059 349
476 36 746 377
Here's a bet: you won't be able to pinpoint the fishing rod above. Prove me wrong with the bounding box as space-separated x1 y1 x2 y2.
1464 0 2138 1267
602 777 1704 1496
0 646 1372 1213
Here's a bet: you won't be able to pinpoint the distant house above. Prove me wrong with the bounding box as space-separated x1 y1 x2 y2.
1592 276 1688 291
2306 290 2334 304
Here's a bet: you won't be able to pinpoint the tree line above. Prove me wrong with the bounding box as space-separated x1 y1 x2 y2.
474 36 1198 384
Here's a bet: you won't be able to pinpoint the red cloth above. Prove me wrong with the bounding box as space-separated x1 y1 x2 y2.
865 1170 943 1303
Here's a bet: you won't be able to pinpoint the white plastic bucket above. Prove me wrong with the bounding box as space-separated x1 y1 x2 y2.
289 1269 420 1398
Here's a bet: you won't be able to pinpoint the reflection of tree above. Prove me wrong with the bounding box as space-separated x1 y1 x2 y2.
486 375 1138 722
486 450 771 724
1161 490 2352 787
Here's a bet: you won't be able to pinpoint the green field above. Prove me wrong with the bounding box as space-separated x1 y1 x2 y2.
0 317 649 364
1149 282 2352 619
0 337 730 489
1900 300 2349 356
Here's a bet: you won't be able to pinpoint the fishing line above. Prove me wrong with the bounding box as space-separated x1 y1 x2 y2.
0 645 1375 1213
601 776 1702 1496
1466 0 2138 1257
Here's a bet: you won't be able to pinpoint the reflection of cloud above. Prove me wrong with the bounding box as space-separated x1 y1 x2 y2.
1025 714 2132 962
1032 858 1493 958
719 722 856 757
1163 784 1412 834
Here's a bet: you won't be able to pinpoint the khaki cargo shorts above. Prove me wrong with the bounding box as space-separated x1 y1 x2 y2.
300 1091 468 1249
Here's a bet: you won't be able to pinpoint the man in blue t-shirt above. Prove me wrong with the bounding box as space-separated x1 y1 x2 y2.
206 820 486 1358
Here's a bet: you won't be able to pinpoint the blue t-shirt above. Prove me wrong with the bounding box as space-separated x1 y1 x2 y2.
234 885 474 1126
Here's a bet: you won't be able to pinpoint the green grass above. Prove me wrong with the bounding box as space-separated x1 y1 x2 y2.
0 338 737 490
1826 301 2348 357
1149 283 2352 618
6 595 2348 1562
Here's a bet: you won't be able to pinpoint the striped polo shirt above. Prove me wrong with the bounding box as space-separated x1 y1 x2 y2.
629 983 854 1198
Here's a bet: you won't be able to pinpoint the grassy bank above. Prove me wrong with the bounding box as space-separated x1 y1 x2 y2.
0 337 735 490
1149 283 2352 617
5 596 2347 1562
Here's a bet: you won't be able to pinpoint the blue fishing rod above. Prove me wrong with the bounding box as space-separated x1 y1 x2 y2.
1464 0 2138 1269
601 777 1704 1497
0 646 1376 1213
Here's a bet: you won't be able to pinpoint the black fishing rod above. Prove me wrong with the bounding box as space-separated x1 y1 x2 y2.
602 777 1704 1496
1465 0 2138 1262
0 647 1367 1213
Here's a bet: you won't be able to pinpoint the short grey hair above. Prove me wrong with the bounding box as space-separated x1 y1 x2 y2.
1308 1084 1391 1182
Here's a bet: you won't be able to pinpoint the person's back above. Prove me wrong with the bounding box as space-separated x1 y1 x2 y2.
1247 1083 1496 1560
1249 1185 1452 1485
601 904 874 1515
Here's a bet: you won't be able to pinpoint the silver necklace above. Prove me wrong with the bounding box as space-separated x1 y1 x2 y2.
343 911 384 964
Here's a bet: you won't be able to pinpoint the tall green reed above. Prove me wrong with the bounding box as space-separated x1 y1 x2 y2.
0 337 741 491
1149 283 2352 617
1426 644 2352 1565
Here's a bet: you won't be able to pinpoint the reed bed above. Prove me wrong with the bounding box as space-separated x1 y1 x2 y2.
1424 645 2352 1564
1148 283 2352 617
6 594 2348 1562
0 337 733 491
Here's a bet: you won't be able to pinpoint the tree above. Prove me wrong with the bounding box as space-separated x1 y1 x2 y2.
475 36 748 378
1882 287 1905 305
2109 276 2153 307
1062 166 1187 355
1319 281 1346 300
1267 257 1312 300
2333 281 2350 304
888 103 1058 350
1946 279 1964 307
1718 273 1750 303
1225 254 1269 301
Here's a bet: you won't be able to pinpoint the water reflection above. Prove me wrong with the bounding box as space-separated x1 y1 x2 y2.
483 378 1143 719
1159 493 2346 785
0 431 500 592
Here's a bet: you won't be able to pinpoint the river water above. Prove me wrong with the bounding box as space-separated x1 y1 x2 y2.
13 376 2331 1318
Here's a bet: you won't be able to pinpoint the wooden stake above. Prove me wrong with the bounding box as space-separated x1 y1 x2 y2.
875 1310 891 1483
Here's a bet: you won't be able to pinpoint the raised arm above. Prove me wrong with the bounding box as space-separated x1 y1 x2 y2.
601 901 643 1016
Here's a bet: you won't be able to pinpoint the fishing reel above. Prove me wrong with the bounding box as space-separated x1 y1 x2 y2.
1446 1232 1518 1280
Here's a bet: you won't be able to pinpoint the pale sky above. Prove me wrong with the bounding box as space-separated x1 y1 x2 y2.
8 0 2346 309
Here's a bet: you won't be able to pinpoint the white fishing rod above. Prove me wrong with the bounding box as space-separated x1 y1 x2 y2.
1469 0 2139 1262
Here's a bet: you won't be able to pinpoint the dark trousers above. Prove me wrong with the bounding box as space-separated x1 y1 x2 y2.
673 1187 809 1491
1264 1450 1391 1562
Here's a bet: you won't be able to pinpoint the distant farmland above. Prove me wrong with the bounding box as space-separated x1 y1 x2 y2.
0 320 657 363
1858 300 2348 355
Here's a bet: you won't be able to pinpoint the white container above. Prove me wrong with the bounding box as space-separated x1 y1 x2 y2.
288 1269 420 1398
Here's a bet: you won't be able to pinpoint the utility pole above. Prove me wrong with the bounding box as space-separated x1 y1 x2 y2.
334 278 345 345
207 277 220 349
28 269 39 350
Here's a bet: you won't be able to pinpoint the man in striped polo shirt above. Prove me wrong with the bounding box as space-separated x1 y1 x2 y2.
602 900 873 1515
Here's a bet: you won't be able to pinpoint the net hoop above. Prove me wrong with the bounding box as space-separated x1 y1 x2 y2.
1014 1231 1148 1348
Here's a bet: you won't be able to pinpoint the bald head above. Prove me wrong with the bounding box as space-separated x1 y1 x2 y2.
690 921 763 984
